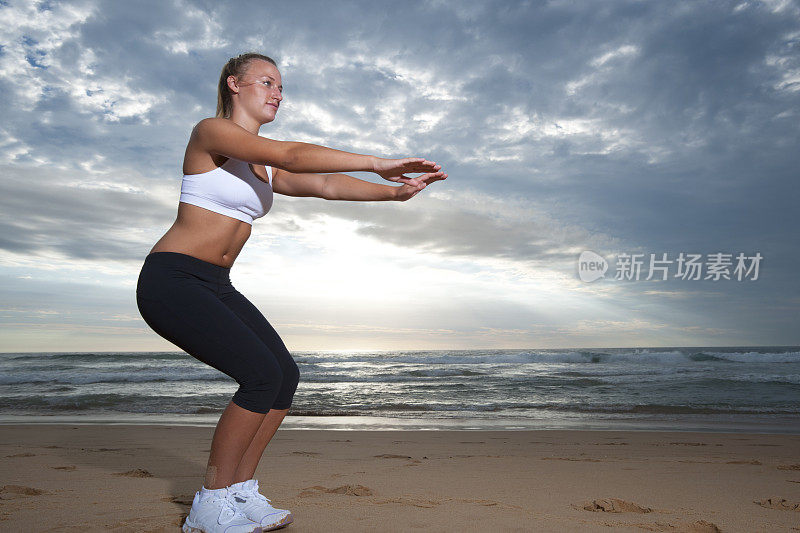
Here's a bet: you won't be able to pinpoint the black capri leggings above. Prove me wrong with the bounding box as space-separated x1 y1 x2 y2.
135 251 299 413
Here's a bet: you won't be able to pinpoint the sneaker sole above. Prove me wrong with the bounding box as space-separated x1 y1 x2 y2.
182 518 263 533
261 512 293 531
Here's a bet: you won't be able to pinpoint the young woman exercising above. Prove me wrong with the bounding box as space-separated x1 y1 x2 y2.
135 52 447 533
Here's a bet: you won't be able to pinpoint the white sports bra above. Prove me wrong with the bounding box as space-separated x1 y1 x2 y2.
179 157 273 225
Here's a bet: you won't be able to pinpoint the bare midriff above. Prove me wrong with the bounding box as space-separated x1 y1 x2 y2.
148 202 252 268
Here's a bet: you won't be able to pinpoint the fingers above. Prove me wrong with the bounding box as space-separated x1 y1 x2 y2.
393 159 449 196
420 171 447 183
407 171 446 186
405 159 441 172
405 171 447 197
396 175 422 187
396 173 447 201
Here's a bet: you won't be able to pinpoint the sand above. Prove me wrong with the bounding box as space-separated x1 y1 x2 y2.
1 424 799 532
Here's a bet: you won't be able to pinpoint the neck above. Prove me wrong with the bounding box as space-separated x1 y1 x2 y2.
229 109 261 134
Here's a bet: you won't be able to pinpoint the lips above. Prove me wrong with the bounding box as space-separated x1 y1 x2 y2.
267 103 278 109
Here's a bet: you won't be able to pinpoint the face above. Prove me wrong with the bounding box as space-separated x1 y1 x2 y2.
229 59 283 124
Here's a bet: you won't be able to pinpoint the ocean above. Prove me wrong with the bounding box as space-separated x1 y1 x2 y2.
1 347 798 433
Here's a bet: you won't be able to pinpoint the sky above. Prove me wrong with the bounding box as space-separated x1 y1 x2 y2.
0 0 798 353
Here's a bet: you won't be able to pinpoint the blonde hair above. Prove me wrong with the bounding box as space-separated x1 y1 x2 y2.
216 53 278 118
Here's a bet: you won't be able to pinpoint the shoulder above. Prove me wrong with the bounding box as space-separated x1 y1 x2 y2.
190 117 256 151
192 116 260 137
192 117 233 135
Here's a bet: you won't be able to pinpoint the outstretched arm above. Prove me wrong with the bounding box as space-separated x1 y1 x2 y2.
192 118 441 178
273 168 447 201
322 173 397 201
324 170 447 201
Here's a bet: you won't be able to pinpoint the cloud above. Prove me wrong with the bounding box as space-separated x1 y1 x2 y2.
0 0 798 350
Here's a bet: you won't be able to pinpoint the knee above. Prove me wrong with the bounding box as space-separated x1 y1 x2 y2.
247 354 297 393
270 357 300 411
232 362 284 413
282 357 300 387
247 363 284 392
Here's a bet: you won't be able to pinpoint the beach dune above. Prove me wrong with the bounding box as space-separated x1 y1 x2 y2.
1 425 799 532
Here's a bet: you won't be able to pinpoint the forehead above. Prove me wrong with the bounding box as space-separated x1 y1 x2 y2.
246 60 281 81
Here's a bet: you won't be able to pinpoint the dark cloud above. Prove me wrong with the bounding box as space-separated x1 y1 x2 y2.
0 0 798 346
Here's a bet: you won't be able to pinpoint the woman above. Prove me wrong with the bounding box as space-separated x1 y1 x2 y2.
135 52 447 533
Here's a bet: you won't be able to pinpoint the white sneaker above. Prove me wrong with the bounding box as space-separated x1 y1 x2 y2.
182 486 263 533
228 479 293 531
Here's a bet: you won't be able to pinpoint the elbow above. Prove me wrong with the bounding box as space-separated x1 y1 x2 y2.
279 143 300 173
321 174 337 201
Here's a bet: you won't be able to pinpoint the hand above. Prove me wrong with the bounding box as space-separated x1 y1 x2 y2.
373 157 442 186
394 171 448 201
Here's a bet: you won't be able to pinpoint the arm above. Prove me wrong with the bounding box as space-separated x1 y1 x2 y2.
193 117 442 179
193 117 375 173
323 170 447 201
322 173 397 201
271 167 397 201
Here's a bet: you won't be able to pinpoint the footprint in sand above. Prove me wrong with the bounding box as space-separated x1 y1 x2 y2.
753 497 800 511
725 459 762 465
374 453 412 459
372 496 517 510
542 456 603 462
778 463 800 471
631 519 722 532
574 497 653 513
291 451 321 456
5 452 36 458
52 465 77 471
111 515 184 530
372 496 441 508
112 468 153 478
683 520 723 533
162 495 194 506
0 485 47 500
298 484 373 497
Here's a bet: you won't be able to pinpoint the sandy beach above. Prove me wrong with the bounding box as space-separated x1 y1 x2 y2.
0 425 798 532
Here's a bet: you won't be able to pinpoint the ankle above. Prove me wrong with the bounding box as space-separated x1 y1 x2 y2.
200 484 228 493
228 478 255 488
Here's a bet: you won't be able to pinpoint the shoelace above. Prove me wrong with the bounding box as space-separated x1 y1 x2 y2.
234 487 273 505
207 492 249 524
236 480 274 506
